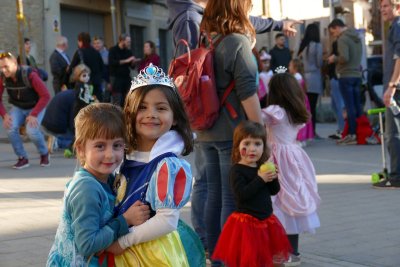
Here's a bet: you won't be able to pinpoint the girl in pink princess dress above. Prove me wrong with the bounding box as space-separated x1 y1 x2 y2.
262 73 321 266
289 58 314 146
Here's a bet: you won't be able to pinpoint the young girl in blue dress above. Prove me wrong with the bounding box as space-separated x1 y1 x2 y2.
107 64 204 266
212 121 292 267
47 103 150 266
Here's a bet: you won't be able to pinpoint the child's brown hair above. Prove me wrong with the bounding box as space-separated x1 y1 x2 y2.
290 58 307 91
124 85 194 155
290 58 304 77
267 73 309 125
74 103 126 165
232 121 269 167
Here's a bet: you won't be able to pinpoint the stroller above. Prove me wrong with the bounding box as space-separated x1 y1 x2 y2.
358 65 385 145
361 68 385 110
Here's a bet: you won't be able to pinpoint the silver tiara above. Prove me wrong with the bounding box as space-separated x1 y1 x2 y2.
130 63 175 91
275 66 287 74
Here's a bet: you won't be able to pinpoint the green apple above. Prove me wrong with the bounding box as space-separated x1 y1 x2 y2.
260 162 276 173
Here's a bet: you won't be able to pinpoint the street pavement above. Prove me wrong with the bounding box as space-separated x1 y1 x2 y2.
0 123 399 267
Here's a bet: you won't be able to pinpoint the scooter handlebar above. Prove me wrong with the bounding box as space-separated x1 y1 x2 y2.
367 108 387 115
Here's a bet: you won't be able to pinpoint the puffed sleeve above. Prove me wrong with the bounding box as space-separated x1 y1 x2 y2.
145 157 192 210
261 105 285 125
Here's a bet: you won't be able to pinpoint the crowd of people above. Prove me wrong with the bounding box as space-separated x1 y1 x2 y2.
1 0 400 266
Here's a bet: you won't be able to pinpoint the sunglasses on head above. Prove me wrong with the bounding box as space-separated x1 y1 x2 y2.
0 52 13 59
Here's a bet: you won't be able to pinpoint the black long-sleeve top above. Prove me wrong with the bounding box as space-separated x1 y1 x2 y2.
230 164 280 220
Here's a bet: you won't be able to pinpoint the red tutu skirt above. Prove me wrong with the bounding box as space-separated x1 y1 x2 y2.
212 212 292 267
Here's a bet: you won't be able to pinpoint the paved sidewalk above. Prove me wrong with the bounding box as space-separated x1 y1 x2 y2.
0 123 399 266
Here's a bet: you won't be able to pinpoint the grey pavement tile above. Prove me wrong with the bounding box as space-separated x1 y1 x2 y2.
1 123 400 267
301 253 371 267
370 255 400 267
22 249 50 265
0 258 28 267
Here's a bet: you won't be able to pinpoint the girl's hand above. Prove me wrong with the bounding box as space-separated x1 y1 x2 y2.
258 169 278 183
106 241 125 255
123 200 151 226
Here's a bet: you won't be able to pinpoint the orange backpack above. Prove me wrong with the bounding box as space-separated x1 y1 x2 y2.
168 33 236 131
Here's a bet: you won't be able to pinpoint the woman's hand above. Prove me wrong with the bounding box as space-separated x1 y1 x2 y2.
282 19 303 37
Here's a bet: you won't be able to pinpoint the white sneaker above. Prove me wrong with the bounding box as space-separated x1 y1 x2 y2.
337 134 357 145
284 254 301 266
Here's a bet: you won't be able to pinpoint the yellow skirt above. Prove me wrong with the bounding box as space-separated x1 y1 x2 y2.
114 230 189 267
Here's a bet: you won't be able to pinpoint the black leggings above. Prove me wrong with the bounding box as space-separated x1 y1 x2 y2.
287 234 299 255
307 92 319 136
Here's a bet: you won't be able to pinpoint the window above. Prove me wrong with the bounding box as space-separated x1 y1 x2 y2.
130 25 144 58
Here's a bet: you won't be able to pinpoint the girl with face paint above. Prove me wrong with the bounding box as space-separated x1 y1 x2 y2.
212 121 292 267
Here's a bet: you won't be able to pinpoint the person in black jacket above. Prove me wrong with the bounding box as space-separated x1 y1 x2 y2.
108 34 138 107
41 89 75 152
49 36 70 94
68 32 104 102
269 33 292 73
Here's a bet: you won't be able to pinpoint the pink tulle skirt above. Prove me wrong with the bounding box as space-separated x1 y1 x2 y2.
212 212 292 267
297 95 314 141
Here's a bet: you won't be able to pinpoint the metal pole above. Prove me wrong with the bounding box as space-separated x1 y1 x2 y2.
262 0 267 17
16 0 26 63
110 0 117 44
329 0 335 21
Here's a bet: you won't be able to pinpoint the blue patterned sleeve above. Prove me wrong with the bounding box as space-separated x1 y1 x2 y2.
145 157 192 210
67 177 115 256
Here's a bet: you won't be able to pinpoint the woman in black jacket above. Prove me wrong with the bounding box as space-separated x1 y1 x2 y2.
68 32 105 102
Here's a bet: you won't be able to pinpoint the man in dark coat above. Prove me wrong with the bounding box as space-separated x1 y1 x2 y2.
49 36 70 94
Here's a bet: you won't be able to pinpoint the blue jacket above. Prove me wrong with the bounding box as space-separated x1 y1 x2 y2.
41 89 75 134
167 0 283 56
47 169 129 267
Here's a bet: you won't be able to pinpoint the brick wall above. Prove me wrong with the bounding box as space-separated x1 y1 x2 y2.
0 0 44 65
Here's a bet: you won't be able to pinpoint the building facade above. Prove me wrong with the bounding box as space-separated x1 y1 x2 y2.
252 0 373 57
1 0 375 95
0 0 172 93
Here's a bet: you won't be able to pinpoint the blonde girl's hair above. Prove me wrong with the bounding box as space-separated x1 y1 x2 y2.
123 85 194 155
267 73 310 125
290 58 307 91
290 58 304 76
380 0 400 5
231 121 269 167
72 63 90 82
200 0 255 40
74 103 126 165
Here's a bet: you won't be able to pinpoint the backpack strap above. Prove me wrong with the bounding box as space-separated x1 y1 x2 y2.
169 39 191 76
220 81 237 119
20 66 32 88
211 34 238 119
